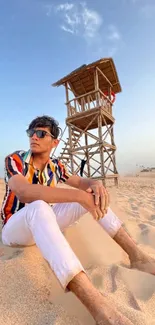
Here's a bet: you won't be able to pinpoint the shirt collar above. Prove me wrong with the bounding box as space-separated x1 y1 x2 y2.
23 150 32 164
23 149 52 168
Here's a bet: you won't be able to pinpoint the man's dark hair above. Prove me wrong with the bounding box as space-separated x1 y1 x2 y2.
28 115 62 139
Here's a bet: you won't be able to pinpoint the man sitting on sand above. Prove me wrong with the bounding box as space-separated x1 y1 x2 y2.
1 115 155 325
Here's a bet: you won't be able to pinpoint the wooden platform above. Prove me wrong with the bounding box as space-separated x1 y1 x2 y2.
66 107 115 130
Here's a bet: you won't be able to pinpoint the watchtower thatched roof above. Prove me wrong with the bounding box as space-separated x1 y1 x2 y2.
52 58 122 97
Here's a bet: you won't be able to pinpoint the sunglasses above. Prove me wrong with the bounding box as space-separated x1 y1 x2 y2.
26 129 54 139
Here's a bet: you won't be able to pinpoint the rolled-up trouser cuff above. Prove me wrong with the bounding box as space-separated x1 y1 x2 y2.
99 208 123 238
62 264 85 292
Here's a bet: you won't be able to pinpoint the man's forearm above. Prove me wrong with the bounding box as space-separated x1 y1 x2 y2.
65 175 91 191
78 177 92 191
20 183 84 204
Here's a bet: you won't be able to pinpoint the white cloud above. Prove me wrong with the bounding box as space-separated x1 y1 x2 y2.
81 4 102 38
45 2 122 57
61 25 74 34
45 4 53 17
54 2 103 40
56 3 74 11
108 25 121 41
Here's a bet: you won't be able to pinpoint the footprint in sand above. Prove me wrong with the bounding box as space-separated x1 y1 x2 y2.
110 264 118 293
91 265 119 295
128 198 135 203
148 221 155 227
0 246 23 261
138 224 148 231
128 202 140 218
147 215 155 227
92 273 104 289
138 224 150 245
138 223 155 248
131 205 139 212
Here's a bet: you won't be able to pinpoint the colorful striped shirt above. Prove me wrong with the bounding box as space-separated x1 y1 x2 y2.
1 150 71 226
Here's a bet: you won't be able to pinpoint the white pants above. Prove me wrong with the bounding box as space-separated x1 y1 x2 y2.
2 200 122 290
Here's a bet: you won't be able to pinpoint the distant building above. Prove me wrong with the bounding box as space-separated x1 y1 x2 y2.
141 167 155 173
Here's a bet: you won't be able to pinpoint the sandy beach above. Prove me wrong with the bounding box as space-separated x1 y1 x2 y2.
0 175 155 325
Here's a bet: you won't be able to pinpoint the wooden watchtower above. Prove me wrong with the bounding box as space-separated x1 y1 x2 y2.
53 58 122 185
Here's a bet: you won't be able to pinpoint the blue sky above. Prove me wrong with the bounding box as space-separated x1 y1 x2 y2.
0 0 155 176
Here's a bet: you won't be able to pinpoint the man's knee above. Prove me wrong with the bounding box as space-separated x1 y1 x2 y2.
29 200 50 210
26 200 56 224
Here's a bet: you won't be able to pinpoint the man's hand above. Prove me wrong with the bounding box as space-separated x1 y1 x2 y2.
79 191 104 221
65 175 109 218
86 180 109 216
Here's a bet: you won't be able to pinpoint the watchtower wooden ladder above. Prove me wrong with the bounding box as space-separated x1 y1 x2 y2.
52 58 122 186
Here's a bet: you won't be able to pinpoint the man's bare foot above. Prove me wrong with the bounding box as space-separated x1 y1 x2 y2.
96 314 133 324
113 227 155 276
130 254 155 275
96 316 133 325
95 298 133 325
95 310 133 324
68 271 134 324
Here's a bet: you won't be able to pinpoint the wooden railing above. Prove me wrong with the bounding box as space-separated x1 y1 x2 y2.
66 89 113 117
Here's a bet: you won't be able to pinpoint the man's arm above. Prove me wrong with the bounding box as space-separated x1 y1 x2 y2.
8 174 103 220
8 174 84 204
5 154 84 204
5 154 103 220
65 175 91 191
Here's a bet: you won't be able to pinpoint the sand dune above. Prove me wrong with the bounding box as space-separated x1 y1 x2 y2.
0 176 155 325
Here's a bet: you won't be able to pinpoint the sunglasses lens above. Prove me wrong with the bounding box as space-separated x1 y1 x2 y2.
27 129 35 137
26 129 46 138
36 130 46 138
